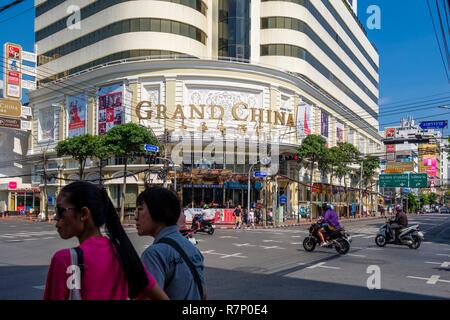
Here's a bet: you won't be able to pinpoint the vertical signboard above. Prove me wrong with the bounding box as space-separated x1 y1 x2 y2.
97 83 124 135
320 111 329 138
3 43 22 99
67 94 87 137
297 102 313 137
336 121 344 143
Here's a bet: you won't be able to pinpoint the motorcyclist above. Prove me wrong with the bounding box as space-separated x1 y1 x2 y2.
389 205 408 240
318 203 341 246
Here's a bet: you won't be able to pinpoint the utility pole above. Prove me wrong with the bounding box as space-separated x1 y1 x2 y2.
43 151 49 221
359 158 363 218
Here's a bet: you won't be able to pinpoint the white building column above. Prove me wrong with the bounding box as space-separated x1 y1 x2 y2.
250 0 261 64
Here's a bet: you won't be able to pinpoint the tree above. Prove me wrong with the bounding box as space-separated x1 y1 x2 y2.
91 135 114 188
408 193 418 213
428 192 437 205
105 123 159 222
334 143 360 217
55 134 98 181
297 135 328 221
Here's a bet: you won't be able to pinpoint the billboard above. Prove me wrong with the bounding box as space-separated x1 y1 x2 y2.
97 83 124 135
385 162 415 173
384 128 396 138
336 121 344 143
67 94 87 138
297 102 313 137
321 111 329 138
3 43 22 99
386 145 396 153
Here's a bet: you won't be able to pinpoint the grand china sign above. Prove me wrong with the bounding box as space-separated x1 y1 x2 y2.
0 98 21 118
136 101 296 127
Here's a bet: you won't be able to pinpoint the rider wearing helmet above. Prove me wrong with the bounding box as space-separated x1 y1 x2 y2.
318 203 341 246
390 205 408 240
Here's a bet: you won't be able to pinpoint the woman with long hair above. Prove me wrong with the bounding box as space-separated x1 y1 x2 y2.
44 181 168 300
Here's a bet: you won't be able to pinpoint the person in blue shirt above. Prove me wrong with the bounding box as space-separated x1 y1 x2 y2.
135 187 206 300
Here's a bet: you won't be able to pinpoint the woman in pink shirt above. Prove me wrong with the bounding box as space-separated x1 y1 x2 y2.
44 181 168 300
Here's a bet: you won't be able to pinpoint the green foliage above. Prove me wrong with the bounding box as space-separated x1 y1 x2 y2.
334 143 360 181
104 123 159 157
408 193 418 212
92 135 113 161
362 156 380 185
297 135 327 164
55 134 98 180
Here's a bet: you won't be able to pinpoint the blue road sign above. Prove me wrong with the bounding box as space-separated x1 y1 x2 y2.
254 171 268 178
280 195 287 204
419 120 448 129
144 144 159 153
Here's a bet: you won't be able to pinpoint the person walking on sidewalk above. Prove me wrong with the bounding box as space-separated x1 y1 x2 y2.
247 208 256 229
136 187 207 300
44 181 168 300
233 205 242 229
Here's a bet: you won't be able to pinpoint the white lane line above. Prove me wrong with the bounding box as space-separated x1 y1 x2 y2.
365 247 383 251
363 235 375 239
291 236 302 238
307 262 341 270
437 254 450 258
262 240 283 243
219 236 238 239
23 238 39 241
290 242 302 245
348 254 367 258
42 237 56 240
350 234 367 238
407 275 450 285
259 245 286 250
4 240 22 242
233 243 256 247
352 246 365 250
425 261 450 268
219 253 247 259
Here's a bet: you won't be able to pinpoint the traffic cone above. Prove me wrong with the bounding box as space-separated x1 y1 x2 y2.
5 213 8 220
1 213 4 220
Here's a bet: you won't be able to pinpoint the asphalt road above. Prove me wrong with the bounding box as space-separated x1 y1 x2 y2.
1 214 449 300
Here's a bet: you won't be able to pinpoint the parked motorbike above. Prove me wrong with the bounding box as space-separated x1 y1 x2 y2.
192 214 216 235
375 218 424 249
303 218 352 254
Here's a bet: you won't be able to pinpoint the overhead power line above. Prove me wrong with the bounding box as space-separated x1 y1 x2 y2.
0 0 25 14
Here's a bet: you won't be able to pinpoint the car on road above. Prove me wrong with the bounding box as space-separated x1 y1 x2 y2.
439 207 450 214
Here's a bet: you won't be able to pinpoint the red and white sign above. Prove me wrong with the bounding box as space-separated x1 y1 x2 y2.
7 44 20 60
7 71 20 85
8 181 17 189
386 145 396 153
3 43 22 99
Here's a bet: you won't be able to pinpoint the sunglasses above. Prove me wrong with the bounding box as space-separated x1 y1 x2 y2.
55 205 77 220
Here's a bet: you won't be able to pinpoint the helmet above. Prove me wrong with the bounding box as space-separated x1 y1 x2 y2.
322 203 330 211
395 205 402 213
329 204 334 210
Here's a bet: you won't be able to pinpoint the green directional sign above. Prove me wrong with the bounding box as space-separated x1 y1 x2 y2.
409 173 428 188
379 174 409 187
379 173 428 188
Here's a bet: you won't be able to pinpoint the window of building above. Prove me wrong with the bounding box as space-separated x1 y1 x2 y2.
38 107 55 142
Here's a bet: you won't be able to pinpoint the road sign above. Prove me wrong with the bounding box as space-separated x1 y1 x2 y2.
0 116 20 129
144 144 159 153
254 171 268 178
260 157 271 166
409 173 428 188
419 120 448 129
280 195 287 205
379 174 409 187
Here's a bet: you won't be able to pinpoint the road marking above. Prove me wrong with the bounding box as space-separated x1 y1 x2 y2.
363 235 375 239
290 242 301 245
32 285 45 290
307 262 341 270
407 275 450 285
233 243 256 247
365 247 383 251
262 240 283 243
23 238 39 241
9 226 16 228
259 245 286 250
219 236 238 239
437 254 450 258
348 254 367 258
352 246 365 250
4 240 22 242
42 237 55 240
291 236 302 238
220 253 247 259
425 261 450 268
350 234 367 238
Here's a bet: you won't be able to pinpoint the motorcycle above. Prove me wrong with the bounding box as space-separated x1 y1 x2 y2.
375 218 424 249
192 214 216 235
303 218 352 255
180 227 198 246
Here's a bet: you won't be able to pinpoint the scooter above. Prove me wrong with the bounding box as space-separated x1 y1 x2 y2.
192 214 216 235
375 218 424 249
303 218 352 255
180 227 198 246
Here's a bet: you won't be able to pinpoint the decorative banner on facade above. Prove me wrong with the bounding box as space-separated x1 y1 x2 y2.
97 83 124 135
336 121 344 143
423 157 437 179
67 94 87 138
320 111 329 138
297 102 313 137
3 43 22 99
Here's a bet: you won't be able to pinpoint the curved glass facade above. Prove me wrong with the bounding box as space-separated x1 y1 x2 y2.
36 0 208 41
218 0 251 60
38 18 207 66
260 43 377 119
38 50 195 85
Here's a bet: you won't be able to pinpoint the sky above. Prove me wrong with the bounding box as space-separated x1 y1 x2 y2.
0 0 449 135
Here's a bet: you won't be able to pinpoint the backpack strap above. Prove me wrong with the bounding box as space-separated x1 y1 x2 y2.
156 237 204 300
